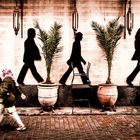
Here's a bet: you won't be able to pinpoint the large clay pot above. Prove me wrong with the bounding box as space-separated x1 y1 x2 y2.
97 84 118 110
37 83 58 110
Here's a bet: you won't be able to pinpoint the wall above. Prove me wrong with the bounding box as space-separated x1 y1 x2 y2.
0 0 140 86
16 85 140 107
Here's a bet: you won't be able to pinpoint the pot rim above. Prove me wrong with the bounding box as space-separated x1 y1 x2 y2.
38 82 58 87
98 83 117 86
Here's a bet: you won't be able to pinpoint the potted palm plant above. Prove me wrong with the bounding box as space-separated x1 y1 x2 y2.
91 17 124 111
34 21 62 111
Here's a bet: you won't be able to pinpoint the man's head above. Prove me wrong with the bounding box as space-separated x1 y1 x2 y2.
75 32 83 41
27 28 36 38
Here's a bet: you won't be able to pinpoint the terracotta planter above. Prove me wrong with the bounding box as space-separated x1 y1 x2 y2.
37 83 58 110
97 84 118 110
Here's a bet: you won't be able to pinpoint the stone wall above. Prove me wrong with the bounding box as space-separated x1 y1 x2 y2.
16 85 140 107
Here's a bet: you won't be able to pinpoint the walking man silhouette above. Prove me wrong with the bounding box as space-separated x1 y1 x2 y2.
126 28 140 87
17 28 44 85
59 32 90 85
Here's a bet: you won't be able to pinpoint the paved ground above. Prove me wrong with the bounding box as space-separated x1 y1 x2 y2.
0 107 140 140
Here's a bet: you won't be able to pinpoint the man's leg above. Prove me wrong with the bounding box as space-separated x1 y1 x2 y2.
0 104 4 123
6 106 26 131
17 64 28 84
59 66 73 85
29 63 44 83
77 63 90 84
127 61 140 86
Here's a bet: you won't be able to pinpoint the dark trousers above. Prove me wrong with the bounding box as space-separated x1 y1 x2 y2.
59 63 89 84
17 63 43 83
127 61 140 82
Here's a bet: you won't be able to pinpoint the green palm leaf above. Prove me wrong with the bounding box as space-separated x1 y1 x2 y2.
91 17 124 84
34 21 62 84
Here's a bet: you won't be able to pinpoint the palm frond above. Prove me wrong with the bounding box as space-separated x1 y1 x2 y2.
91 17 124 84
34 21 62 83
34 21 48 44
47 22 62 59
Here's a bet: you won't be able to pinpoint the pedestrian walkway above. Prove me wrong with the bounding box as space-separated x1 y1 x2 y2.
16 106 140 115
0 106 140 140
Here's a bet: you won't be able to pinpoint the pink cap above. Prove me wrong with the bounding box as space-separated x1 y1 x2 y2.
2 69 13 77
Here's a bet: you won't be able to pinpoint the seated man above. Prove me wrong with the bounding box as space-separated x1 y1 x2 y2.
0 69 26 131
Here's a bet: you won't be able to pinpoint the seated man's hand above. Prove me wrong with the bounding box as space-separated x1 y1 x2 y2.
21 93 26 100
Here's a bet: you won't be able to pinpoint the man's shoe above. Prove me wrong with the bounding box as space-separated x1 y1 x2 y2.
126 79 133 87
17 81 25 86
59 82 66 88
84 80 91 85
16 125 26 131
87 80 91 84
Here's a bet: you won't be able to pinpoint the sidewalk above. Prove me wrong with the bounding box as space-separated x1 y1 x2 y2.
0 106 140 140
16 106 140 116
